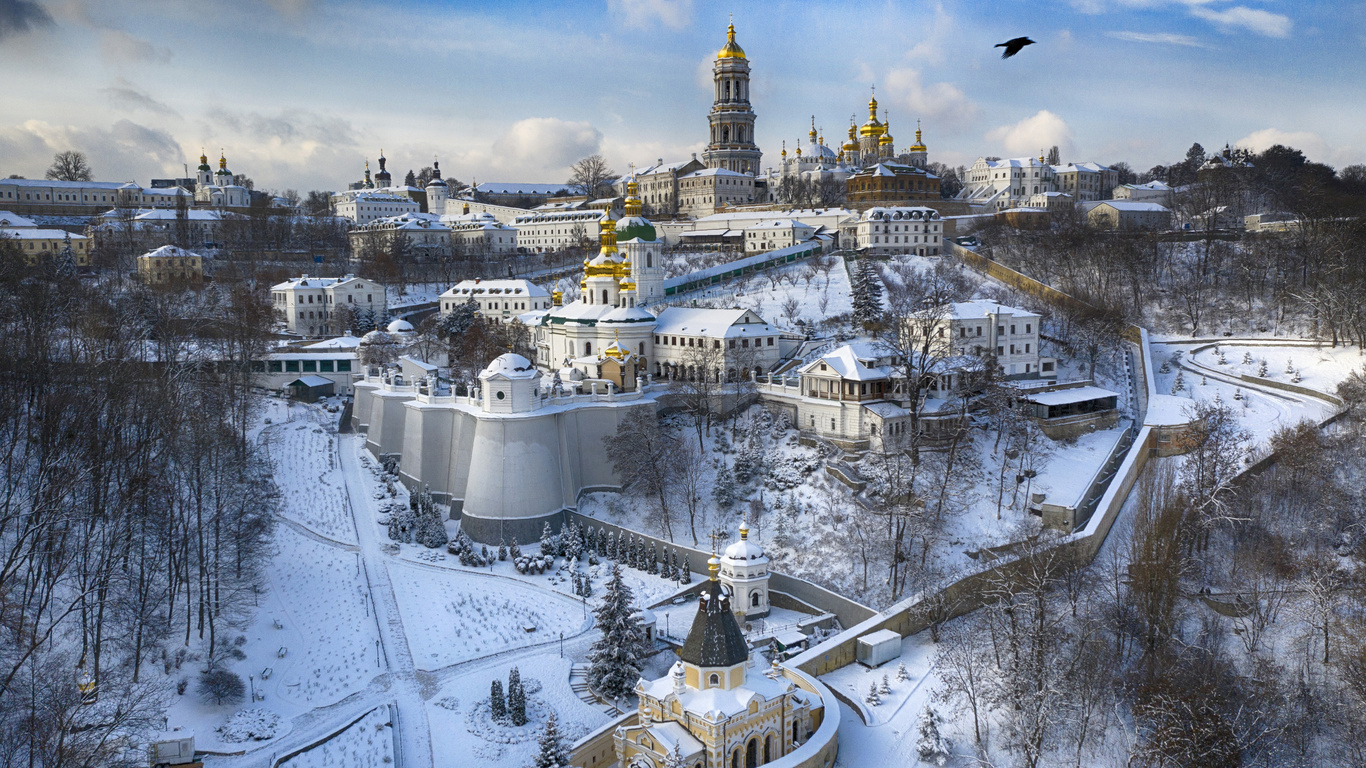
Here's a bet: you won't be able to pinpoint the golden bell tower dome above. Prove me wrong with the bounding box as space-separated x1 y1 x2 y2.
717 19 746 59
859 89 885 138
909 119 928 153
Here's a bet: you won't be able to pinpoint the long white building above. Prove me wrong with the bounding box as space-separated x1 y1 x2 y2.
847 206 943 256
440 279 551 323
270 274 387 337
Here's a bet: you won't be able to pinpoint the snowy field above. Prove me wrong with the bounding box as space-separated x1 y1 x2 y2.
388 561 591 670
1185 342 1363 397
279 705 395 768
669 253 854 330
1151 341 1342 446
261 403 356 544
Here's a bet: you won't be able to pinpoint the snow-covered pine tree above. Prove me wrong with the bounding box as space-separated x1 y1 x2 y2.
587 563 649 701
659 548 673 581
508 667 527 726
540 522 555 556
489 679 506 722
896 662 910 682
916 705 952 766
566 523 582 561
1258 359 1269 377
668 549 680 582
559 522 572 557
510 537 522 559
879 674 891 695
647 542 659 575
1243 351 1253 365
713 464 736 509
387 503 416 543
56 233 77 278
865 682 881 706
532 711 569 768
852 259 883 329
498 540 508 561
596 528 607 557
680 555 692 584
606 531 617 561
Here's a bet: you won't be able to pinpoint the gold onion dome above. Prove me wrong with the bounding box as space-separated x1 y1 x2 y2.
717 20 746 59
879 117 895 147
910 120 927 152
808 116 818 142
859 91 885 138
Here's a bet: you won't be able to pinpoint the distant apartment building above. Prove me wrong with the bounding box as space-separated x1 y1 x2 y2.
137 244 204 285
511 209 605 253
744 219 815 252
1051 162 1117 202
677 168 757 218
439 279 552 323
849 206 943 257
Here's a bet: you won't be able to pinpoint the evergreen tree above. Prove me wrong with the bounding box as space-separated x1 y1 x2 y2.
916 705 952 766
606 531 617 561
896 661 910 682
532 712 569 768
659 549 674 581
438 298 478 338
587 563 649 700
498 539 508 561
508 667 527 726
852 259 883 328
404 169 418 187
56 233 77 278
865 682 881 706
647 542 659 575
540 522 555 556
879 674 892 695
670 549 681 582
489 679 506 722
713 464 736 508
510 537 522 559
680 555 692 584
596 527 607 557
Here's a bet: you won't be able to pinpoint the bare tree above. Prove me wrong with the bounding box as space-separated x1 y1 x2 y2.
567 154 617 200
604 409 680 541
45 150 93 181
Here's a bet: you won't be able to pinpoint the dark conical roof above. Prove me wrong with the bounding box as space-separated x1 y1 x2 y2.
678 578 748 668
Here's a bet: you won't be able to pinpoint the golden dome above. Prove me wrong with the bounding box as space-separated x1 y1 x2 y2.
909 120 927 153
879 117 894 146
717 21 746 60
859 91 885 138
623 176 642 217
808 116 817 142
780 140 787 158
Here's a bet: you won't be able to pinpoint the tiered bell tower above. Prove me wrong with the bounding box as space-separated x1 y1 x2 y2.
702 19 761 176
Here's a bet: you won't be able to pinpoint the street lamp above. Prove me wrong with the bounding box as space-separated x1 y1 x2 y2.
559 632 564 659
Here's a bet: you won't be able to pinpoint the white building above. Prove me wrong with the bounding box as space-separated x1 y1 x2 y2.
1050 162 1117 203
1113 180 1173 204
0 178 190 217
439 279 552 323
349 212 450 254
332 190 421 225
193 151 251 208
511 209 606 253
958 156 1056 210
623 157 707 216
744 219 815 252
677 167 757 218
849 206 943 256
441 204 518 256
270 274 388 337
936 299 1053 379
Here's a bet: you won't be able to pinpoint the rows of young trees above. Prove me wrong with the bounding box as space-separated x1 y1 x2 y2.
0 241 277 766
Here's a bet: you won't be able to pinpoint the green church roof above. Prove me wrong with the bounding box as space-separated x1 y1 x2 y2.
613 215 657 243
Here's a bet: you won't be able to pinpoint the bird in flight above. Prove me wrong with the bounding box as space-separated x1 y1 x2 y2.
996 37 1035 59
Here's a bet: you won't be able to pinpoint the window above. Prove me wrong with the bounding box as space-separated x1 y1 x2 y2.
1026 323 1032 333
997 346 1004 355
977 326 982 336
337 360 352 372
285 360 300 372
767 337 773 346
302 360 317 372
320 360 334 372
709 673 719 688
1025 343 1031 353
1010 324 1016 334
268 360 283 372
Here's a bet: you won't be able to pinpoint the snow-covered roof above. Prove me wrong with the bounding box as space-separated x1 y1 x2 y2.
1052 162 1111 174
635 158 704 176
139 244 202 259
800 345 891 381
860 206 940 222
271 274 376 292
304 334 362 350
653 307 775 338
981 157 1049 169
399 355 437 371
1021 385 1118 407
472 182 573 196
0 211 36 228
599 305 657 324
0 178 134 190
1122 181 1171 192
864 401 910 418
679 228 737 238
1093 201 1169 213
130 208 229 222
442 279 549 298
644 721 704 758
1 228 87 239
386 319 415 333
289 375 334 388
947 299 1040 320
680 168 752 179
749 219 814 230
859 629 901 646
480 353 538 380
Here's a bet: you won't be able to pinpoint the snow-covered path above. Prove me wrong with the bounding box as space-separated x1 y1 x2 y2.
337 434 434 768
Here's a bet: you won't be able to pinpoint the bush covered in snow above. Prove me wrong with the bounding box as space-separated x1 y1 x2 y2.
216 708 282 742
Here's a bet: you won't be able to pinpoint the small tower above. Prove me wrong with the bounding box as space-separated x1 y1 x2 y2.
375 149 392 188
478 353 542 414
907 119 928 169
719 520 770 620
196 150 213 189
702 18 761 175
677 555 750 691
214 151 233 186
425 157 448 216
615 173 664 305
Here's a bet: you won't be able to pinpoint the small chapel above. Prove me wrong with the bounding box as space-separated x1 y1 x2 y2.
615 527 823 768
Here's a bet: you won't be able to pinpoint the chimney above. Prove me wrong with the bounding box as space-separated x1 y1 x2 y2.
657 158 663 166
691 153 697 161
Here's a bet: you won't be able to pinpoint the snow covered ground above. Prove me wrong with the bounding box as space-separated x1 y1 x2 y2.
669 253 854 330
279 705 394 768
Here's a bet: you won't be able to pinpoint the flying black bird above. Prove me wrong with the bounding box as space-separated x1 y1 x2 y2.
995 37 1035 59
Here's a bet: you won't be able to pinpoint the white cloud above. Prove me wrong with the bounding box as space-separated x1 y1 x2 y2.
1105 30 1211 48
0 118 182 181
607 0 692 31
444 118 604 183
100 29 172 63
101 77 178 116
1190 6 1291 37
884 68 978 132
985 110 1075 158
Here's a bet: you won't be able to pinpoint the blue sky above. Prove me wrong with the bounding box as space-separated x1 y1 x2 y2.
1 0 1362 192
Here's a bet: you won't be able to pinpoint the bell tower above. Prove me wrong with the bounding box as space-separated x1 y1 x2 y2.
702 19 761 176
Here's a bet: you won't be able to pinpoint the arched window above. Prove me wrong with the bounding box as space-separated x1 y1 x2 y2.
764 734 773 762
585 342 592 355
709 673 720 687
751 592 760 607
723 126 730 143
746 738 758 768
602 289 608 305
646 253 652 268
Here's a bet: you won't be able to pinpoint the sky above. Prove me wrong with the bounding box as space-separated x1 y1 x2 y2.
1 0 1363 193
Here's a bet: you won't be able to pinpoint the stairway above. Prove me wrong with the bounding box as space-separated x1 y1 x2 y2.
569 664 624 717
